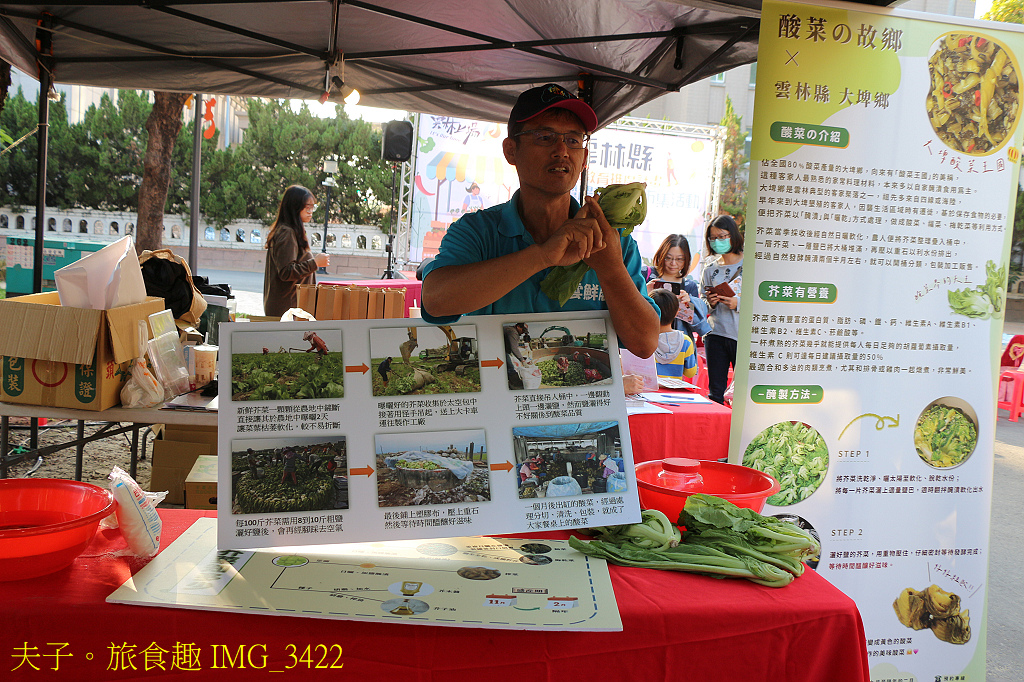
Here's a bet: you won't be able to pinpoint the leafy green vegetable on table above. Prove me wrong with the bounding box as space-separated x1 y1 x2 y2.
742 421 829 506
948 260 1006 318
569 495 820 588
914 404 977 468
539 182 647 306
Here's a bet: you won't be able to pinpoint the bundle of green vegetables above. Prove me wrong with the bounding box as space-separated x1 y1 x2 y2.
569 494 821 587
540 182 647 306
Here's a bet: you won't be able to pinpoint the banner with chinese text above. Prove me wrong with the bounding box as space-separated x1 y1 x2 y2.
733 2 1024 680
585 122 722 265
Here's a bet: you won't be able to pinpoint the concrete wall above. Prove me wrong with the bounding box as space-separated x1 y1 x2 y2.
0 206 393 277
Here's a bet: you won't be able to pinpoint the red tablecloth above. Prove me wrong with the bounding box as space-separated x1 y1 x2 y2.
629 399 733 463
3 509 868 682
320 278 423 317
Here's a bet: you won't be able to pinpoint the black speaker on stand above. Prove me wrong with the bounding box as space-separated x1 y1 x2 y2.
381 121 414 279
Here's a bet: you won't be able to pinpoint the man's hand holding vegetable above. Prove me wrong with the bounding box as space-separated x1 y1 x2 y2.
420 84 659 358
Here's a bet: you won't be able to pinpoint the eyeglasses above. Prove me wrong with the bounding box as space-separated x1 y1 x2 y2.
304 202 319 211
663 256 687 263
513 128 590 149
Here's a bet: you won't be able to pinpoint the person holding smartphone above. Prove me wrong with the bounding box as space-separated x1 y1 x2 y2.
700 215 743 405
643 234 709 341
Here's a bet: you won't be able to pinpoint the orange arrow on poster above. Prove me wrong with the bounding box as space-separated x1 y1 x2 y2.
480 358 504 368
349 466 374 477
346 363 369 373
489 461 513 472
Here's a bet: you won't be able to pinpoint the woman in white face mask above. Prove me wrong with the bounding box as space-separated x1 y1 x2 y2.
700 215 744 405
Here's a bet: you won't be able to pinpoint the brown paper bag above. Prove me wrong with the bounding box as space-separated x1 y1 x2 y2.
345 286 369 319
315 285 339 320
366 289 385 319
332 286 347 320
296 284 317 316
383 288 406 318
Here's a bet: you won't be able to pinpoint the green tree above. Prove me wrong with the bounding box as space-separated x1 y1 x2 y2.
0 87 39 209
718 96 748 230
982 0 1024 23
202 100 390 229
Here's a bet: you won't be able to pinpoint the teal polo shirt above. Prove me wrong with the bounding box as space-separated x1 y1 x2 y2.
421 191 656 324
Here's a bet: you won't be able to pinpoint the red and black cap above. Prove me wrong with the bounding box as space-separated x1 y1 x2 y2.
508 83 598 133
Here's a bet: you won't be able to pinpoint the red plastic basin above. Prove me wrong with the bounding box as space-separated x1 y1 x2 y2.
635 460 780 525
0 478 115 581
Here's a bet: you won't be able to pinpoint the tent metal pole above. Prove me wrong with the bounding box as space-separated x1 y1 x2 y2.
188 94 202 271
33 25 52 295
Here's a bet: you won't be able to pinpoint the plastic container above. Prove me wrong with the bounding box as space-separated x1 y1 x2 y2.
635 459 780 524
607 471 628 493
193 343 219 387
656 457 704 490
0 478 116 581
546 476 582 497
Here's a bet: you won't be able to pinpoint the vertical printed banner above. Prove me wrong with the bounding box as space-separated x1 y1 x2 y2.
409 115 518 262
736 1 1024 680
586 123 721 265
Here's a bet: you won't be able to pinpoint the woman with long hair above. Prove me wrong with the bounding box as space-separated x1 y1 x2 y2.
263 185 329 316
644 234 708 341
699 215 743 404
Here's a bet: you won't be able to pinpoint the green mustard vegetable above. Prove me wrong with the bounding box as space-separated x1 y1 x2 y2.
539 182 648 306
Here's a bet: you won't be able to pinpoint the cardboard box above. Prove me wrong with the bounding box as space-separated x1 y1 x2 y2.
185 455 218 510
150 437 216 505
0 293 165 410
163 423 218 446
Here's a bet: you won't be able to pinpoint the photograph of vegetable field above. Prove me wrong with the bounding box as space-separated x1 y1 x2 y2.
369 325 480 396
231 437 348 514
375 430 490 507
231 329 344 401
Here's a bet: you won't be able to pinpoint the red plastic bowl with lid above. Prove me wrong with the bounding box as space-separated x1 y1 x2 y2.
635 458 780 524
0 478 116 581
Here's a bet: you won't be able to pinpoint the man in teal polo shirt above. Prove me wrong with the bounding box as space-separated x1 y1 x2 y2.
420 84 659 359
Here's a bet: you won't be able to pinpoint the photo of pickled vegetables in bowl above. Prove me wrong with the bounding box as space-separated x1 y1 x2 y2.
914 397 978 468
926 32 1020 155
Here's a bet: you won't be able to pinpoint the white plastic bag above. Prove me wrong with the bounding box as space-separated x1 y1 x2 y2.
517 361 543 389
120 358 164 408
108 466 163 558
120 320 164 408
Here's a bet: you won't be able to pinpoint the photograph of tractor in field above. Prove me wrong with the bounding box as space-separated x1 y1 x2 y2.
370 325 481 396
503 319 612 390
231 329 345 401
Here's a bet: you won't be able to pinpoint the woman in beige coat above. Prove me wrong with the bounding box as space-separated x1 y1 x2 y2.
263 185 329 316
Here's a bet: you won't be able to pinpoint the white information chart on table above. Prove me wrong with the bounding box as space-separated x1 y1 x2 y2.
109 518 622 631
733 3 1024 681
217 311 641 549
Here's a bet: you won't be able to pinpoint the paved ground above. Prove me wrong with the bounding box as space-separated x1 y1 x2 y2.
221 275 1023 676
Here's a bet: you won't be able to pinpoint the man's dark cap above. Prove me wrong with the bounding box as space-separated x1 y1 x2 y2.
508 84 598 133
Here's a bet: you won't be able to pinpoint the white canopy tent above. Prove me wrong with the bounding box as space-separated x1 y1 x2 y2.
0 0 895 284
